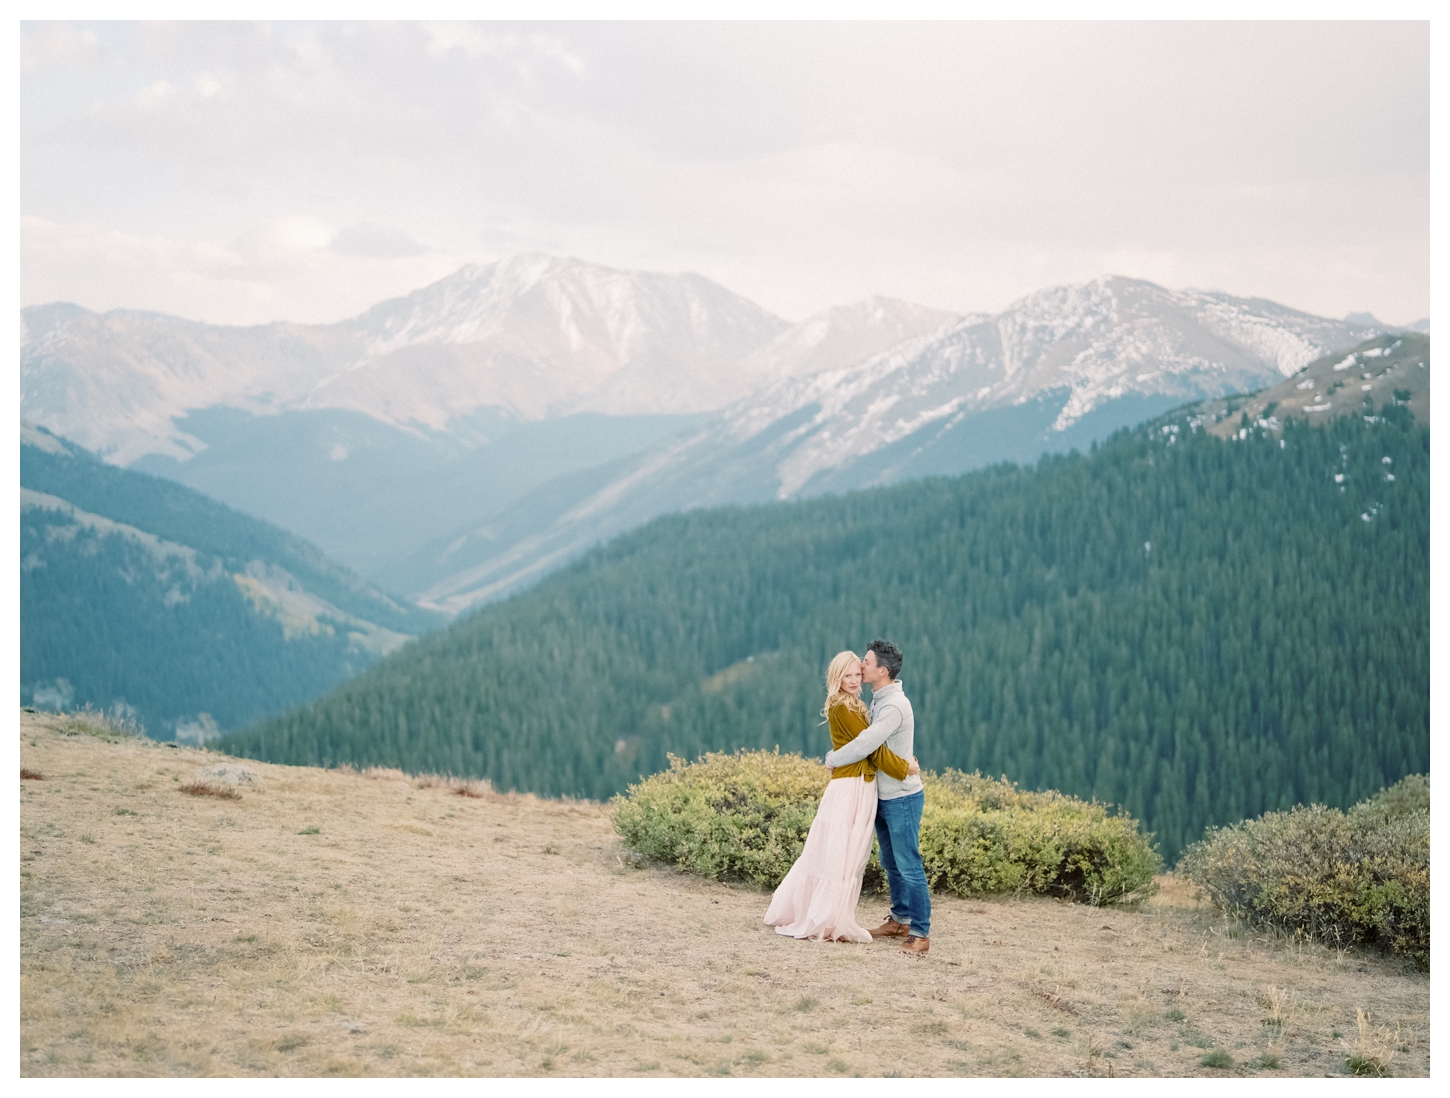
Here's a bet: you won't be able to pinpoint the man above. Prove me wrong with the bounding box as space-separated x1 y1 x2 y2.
822 639 930 955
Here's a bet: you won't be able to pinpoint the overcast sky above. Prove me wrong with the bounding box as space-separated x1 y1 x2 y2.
19 20 1429 327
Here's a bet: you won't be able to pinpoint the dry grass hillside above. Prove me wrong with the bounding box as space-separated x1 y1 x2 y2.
19 710 1429 1078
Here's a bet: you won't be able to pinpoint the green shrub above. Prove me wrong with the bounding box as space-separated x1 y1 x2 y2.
1349 774 1429 822
1176 778 1428 967
611 751 1161 904
916 770 1161 904
610 750 823 887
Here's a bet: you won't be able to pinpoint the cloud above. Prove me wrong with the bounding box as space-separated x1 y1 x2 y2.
425 22 586 75
229 217 335 271
134 80 177 109
331 223 430 259
20 23 102 72
18 21 1430 326
21 215 465 326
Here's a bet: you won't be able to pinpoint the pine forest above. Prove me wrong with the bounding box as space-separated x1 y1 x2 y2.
225 404 1429 860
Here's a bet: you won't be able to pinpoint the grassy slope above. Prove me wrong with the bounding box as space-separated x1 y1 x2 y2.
20 713 1428 1078
20 424 439 635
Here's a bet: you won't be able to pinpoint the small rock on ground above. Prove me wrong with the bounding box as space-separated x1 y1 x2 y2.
194 763 263 789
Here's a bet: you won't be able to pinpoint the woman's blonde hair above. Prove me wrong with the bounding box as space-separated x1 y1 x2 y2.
821 650 870 721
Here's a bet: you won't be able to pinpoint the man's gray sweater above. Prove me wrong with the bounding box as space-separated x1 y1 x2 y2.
823 680 922 801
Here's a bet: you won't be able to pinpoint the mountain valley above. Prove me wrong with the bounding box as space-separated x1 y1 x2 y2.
20 422 440 738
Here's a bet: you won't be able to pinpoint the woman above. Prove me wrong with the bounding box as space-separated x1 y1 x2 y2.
764 651 919 942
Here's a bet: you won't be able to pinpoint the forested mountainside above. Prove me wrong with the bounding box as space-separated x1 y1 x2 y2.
20 423 441 738
225 396 1428 860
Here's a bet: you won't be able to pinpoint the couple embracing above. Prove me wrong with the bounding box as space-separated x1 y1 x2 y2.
764 640 931 955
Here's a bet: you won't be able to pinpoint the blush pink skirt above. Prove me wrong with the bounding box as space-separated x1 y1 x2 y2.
763 775 877 943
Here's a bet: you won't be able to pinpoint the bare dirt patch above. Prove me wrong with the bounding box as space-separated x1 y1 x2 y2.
19 711 1428 1077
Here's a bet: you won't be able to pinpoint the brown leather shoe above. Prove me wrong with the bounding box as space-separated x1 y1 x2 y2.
869 917 910 939
901 934 930 955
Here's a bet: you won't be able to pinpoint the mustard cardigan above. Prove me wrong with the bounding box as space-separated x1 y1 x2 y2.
828 703 911 782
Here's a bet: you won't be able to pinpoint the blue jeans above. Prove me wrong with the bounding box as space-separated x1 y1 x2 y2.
874 790 930 938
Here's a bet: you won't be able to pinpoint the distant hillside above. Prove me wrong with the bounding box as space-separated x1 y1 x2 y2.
20 423 442 738
1195 332 1428 440
226 393 1428 860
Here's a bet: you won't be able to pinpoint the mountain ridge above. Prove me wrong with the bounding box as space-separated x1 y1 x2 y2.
404 274 1390 611
21 255 797 462
23 260 1401 613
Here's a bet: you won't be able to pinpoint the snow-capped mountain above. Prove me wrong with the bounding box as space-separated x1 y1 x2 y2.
20 254 791 464
314 253 790 425
732 296 963 387
19 263 964 589
402 276 1389 613
22 260 1397 615
719 276 1384 497
20 304 350 465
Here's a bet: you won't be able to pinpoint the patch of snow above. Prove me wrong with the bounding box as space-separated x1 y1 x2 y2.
20 421 72 456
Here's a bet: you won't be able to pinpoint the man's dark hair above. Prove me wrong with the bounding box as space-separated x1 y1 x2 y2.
867 639 903 681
